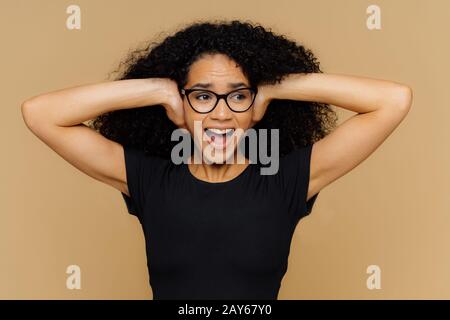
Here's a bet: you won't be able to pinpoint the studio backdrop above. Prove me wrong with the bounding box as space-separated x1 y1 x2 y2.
1 0 449 299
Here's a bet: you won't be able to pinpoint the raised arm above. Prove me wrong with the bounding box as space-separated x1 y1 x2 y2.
20 78 183 197
258 72 413 201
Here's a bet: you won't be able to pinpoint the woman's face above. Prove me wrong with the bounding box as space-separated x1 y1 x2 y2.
182 53 255 164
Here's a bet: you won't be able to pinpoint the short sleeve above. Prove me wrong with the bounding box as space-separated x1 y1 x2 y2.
279 143 319 223
120 144 153 221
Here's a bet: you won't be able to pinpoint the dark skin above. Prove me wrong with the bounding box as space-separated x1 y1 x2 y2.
163 53 273 182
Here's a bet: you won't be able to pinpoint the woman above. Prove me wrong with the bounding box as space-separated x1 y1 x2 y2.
21 19 412 300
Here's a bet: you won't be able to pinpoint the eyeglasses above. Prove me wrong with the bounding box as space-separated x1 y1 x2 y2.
180 87 258 114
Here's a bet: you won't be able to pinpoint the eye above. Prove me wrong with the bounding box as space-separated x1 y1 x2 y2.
230 90 250 101
231 94 245 100
194 93 213 101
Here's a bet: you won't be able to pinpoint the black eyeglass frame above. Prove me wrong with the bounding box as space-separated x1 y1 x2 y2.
180 87 258 114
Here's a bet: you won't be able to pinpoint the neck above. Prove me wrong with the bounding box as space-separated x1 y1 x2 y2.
187 153 250 183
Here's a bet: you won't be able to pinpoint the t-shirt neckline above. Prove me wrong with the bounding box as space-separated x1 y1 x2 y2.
183 161 253 186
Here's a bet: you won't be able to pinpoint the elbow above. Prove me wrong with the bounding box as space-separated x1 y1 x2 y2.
21 99 36 129
393 85 413 113
377 85 413 120
21 97 45 130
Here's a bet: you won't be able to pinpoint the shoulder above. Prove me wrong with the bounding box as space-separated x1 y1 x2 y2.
279 144 314 172
122 144 175 186
279 144 319 202
123 145 169 166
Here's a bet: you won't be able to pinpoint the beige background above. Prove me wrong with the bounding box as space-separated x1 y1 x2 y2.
1 0 449 299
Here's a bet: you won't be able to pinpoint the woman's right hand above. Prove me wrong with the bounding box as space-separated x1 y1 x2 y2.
160 79 186 129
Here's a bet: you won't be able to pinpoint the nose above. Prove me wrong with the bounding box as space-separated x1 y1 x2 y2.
210 97 233 120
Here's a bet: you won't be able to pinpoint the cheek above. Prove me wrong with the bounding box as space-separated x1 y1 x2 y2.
183 102 190 120
184 108 205 136
183 104 197 126
236 112 253 129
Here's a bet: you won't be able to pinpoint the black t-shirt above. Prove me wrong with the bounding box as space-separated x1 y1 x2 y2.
121 144 319 300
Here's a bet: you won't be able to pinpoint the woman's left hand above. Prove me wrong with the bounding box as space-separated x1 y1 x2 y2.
250 84 274 127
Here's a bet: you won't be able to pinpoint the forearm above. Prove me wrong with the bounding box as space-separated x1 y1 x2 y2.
267 72 412 113
21 78 169 127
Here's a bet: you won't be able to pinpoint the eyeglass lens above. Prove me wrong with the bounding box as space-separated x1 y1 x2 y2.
187 89 255 113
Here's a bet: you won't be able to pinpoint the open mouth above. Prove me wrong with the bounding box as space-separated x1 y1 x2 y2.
204 128 236 149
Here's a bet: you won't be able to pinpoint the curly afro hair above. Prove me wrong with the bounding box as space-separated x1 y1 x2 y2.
89 19 337 158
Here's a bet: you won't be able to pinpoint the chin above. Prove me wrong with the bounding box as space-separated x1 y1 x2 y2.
201 144 237 164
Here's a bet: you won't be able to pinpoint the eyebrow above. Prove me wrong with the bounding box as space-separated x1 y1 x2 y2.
190 82 249 89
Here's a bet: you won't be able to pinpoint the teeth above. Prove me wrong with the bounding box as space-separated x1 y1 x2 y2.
206 128 234 135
